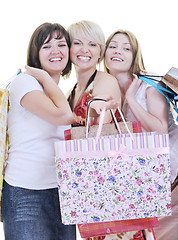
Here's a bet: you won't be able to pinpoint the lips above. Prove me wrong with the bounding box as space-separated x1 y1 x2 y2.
49 57 62 62
111 57 123 62
77 55 91 61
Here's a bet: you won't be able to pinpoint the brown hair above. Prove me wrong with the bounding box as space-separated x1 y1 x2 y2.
27 22 71 77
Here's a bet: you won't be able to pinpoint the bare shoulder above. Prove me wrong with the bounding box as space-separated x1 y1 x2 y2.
96 71 118 83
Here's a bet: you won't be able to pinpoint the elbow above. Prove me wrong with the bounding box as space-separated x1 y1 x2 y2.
157 121 168 134
52 108 75 126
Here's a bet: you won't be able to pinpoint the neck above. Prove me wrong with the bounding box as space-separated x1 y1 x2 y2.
50 73 61 85
75 66 97 91
111 71 132 95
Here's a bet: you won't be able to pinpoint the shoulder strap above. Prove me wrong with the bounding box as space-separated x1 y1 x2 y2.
68 70 97 111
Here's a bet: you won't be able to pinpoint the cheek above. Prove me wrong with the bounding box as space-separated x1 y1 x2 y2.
104 52 111 68
70 48 77 63
127 55 133 67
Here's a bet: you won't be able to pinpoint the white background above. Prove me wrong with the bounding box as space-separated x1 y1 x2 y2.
0 0 178 239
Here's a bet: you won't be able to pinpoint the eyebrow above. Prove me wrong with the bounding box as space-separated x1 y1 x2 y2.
110 40 130 45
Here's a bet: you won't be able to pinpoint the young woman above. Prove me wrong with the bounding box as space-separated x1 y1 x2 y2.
104 29 177 240
2 22 76 240
67 20 121 126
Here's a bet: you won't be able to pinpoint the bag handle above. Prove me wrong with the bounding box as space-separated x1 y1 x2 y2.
139 75 178 121
86 98 134 141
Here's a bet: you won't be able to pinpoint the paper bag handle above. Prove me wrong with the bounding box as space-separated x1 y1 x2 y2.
86 98 133 141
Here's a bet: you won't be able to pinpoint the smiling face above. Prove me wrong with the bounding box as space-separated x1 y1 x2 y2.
39 32 69 77
105 33 133 76
70 34 101 71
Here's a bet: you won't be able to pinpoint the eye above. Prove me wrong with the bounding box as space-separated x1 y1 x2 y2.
108 44 116 49
42 44 50 49
58 43 67 47
89 42 97 47
73 40 81 45
123 47 131 51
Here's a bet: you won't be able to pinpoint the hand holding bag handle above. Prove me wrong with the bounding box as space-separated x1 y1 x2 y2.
86 98 134 141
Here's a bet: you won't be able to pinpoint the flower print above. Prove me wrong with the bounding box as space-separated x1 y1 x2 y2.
144 213 149 217
63 174 68 179
97 176 105 184
167 204 171 210
58 172 62 179
94 170 99 175
160 167 165 173
138 158 146 165
116 195 121 201
129 204 135 209
72 182 78 188
89 171 93 175
75 161 80 166
62 192 66 197
107 175 116 183
146 195 152 201
157 154 163 159
94 188 99 195
93 162 99 169
137 190 143 197
136 178 143 186
83 209 87 213
71 211 77 218
93 216 100 222
157 185 162 191
112 212 117 216
75 170 82 177
114 168 120 175
154 168 159 173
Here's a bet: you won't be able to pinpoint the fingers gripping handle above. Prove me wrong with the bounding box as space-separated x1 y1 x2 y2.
86 98 134 141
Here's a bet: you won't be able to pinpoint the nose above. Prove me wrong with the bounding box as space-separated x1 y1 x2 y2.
51 44 60 54
115 48 121 54
80 44 89 53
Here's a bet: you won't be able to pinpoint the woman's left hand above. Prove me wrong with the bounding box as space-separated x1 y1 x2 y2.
125 74 142 101
25 65 50 85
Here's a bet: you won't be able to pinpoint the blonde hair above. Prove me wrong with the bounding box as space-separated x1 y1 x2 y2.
104 30 147 75
68 20 105 62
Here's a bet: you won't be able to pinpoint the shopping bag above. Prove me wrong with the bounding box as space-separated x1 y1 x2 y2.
0 87 9 221
77 117 158 238
162 67 178 95
55 107 171 225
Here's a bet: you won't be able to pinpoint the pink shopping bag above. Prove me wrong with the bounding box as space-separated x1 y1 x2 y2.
55 107 171 225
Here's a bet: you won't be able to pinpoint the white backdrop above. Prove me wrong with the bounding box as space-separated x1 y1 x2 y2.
0 0 178 239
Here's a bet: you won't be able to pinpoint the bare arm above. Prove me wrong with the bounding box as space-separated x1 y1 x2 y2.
89 72 121 124
21 66 74 125
126 76 168 133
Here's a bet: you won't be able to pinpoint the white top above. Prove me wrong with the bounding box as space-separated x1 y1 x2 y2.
122 79 178 183
5 73 70 190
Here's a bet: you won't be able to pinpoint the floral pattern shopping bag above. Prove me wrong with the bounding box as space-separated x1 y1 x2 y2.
55 131 171 225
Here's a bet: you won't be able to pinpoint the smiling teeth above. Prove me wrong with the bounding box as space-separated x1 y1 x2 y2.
78 56 90 60
50 58 62 62
112 57 123 62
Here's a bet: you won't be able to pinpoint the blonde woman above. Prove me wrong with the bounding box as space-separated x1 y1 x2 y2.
104 29 177 240
67 20 121 125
